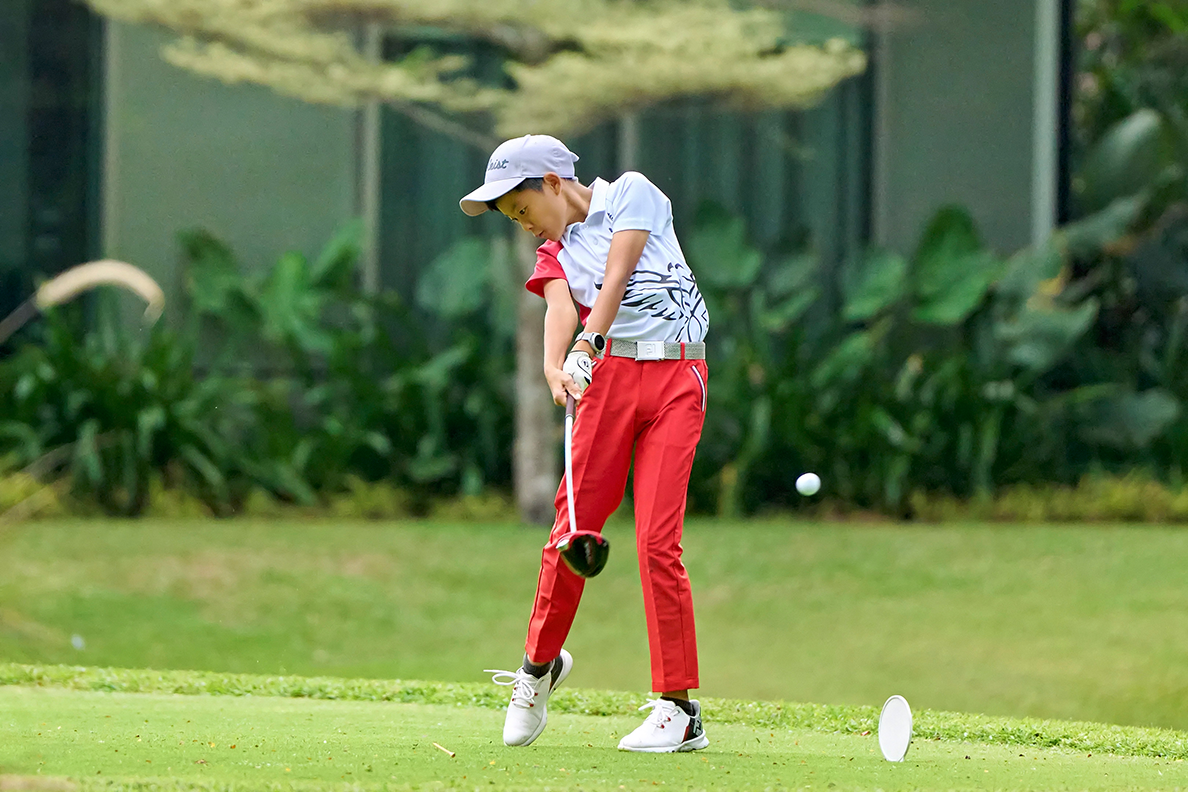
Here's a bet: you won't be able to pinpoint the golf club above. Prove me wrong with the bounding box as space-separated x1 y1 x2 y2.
553 393 610 578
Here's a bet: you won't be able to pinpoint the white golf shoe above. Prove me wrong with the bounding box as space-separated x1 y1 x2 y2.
617 698 709 753
485 649 573 746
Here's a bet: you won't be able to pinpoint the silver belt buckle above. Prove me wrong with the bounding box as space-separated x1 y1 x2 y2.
635 341 665 361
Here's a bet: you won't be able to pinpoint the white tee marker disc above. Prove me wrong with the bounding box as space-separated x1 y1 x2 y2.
878 695 913 762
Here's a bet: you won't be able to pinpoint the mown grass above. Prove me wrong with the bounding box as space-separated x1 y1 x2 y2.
4 663 1188 760
1 666 1186 791
3 518 1188 733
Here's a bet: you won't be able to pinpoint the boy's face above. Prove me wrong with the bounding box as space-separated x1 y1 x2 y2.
494 174 567 242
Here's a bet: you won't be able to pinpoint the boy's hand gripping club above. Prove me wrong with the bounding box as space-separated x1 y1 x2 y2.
552 394 610 578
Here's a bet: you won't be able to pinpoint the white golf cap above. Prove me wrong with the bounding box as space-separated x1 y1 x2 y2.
459 134 579 216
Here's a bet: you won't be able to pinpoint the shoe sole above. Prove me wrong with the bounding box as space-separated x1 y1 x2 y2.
510 649 573 748
617 732 710 753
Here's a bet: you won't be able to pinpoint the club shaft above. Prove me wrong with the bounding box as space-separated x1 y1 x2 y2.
0 300 39 346
565 395 576 534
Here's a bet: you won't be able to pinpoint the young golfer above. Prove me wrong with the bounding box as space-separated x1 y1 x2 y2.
460 134 710 753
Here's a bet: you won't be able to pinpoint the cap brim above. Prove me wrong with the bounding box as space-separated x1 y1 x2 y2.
459 177 524 216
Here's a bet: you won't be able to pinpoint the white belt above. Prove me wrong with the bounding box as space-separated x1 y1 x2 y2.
606 339 706 361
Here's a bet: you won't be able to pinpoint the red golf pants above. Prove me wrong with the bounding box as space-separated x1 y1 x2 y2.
525 353 708 693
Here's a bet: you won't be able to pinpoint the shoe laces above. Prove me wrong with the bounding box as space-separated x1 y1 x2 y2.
485 667 546 710
637 698 683 730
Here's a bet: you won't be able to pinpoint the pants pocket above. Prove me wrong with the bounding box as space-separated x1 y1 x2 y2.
689 365 707 412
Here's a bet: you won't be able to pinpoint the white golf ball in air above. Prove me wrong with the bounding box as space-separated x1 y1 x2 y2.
796 472 821 496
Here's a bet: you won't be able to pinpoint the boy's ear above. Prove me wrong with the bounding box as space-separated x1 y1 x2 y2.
543 172 564 194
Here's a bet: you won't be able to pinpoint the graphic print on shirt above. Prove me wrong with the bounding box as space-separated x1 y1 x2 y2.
597 260 709 343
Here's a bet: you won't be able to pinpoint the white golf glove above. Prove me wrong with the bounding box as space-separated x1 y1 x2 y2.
563 350 594 395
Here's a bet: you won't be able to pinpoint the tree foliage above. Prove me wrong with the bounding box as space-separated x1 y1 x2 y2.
1074 1 1187 139
83 0 867 141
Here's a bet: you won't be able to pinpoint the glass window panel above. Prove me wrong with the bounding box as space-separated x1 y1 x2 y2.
0 0 101 329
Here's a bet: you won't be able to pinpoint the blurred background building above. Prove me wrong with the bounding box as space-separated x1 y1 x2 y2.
13 0 1180 524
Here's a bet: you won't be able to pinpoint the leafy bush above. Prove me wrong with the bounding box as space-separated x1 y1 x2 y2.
181 223 518 502
4 175 1188 520
910 472 1188 523
327 476 413 521
0 303 265 516
429 490 518 522
1066 0 1188 477
687 191 1184 515
0 222 520 518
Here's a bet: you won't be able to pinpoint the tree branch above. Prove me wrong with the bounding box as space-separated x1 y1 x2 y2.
387 101 500 151
754 0 921 30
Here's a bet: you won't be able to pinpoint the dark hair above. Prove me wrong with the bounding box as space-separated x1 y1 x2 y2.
486 177 545 212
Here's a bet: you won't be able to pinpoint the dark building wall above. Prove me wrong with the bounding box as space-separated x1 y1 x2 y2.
0 0 101 318
0 0 32 278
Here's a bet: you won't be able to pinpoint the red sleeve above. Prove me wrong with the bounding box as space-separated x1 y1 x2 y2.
525 240 566 299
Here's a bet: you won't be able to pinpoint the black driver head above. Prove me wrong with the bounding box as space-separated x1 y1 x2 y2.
556 531 610 578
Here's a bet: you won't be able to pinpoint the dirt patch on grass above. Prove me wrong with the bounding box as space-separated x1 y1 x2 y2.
0 607 65 644
99 550 408 626
0 776 76 792
122 552 273 600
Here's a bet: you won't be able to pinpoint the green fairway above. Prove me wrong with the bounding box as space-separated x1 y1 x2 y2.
3 518 1188 733
1 669 1186 791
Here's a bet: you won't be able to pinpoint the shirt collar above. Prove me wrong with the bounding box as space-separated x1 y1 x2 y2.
586 177 610 222
564 178 610 244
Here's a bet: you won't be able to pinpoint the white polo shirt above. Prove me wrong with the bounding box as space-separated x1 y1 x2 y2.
525 172 709 343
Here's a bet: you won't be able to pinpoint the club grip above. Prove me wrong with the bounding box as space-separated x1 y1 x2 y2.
565 394 576 419
35 260 165 322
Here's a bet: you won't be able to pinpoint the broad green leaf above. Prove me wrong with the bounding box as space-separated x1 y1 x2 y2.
914 206 982 290
311 219 363 292
14 373 38 402
843 250 908 321
413 344 473 391
291 436 316 474
760 288 819 333
73 418 103 487
766 254 818 298
460 462 484 497
485 235 520 342
65 389 91 421
997 300 1099 375
913 251 1002 325
117 433 142 515
1079 388 1181 450
258 252 334 356
1150 2 1188 32
364 431 393 456
178 228 237 272
1077 109 1170 213
1128 209 1188 296
0 422 43 462
870 407 914 451
997 238 1064 306
255 461 316 505
179 444 228 498
416 238 492 319
739 396 773 462
811 331 874 389
408 436 457 483
137 406 166 459
1060 194 1147 259
180 228 255 320
688 205 763 290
